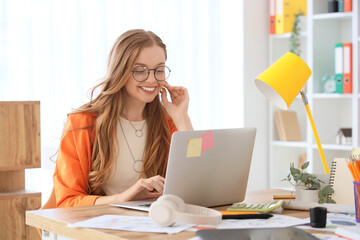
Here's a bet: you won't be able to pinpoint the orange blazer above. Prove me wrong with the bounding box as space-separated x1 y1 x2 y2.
53 112 177 208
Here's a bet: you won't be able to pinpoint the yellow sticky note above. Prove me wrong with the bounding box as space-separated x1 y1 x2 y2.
186 138 202 158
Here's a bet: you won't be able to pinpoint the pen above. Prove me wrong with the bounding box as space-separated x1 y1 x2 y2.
221 213 273 220
273 194 295 200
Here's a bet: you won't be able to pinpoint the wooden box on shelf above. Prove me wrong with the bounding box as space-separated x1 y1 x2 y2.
274 110 302 141
0 101 41 240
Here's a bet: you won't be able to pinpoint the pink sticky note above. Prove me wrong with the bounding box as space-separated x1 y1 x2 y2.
199 130 215 152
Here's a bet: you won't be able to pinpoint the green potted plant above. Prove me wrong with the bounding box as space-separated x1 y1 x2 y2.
289 13 302 56
283 162 336 203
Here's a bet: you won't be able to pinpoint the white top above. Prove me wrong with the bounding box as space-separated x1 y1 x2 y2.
102 117 147 196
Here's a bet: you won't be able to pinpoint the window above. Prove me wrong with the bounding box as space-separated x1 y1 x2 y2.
1 0 244 199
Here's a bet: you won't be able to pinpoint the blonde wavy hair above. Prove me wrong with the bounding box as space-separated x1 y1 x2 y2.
72 29 172 195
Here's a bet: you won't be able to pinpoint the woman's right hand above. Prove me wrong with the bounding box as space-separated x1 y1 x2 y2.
121 175 165 201
94 175 165 205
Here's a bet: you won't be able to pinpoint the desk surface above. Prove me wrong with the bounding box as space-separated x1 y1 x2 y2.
26 189 313 240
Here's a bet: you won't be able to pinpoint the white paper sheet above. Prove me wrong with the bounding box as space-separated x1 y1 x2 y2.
297 212 358 232
311 233 345 240
218 214 309 229
68 215 194 235
189 214 309 231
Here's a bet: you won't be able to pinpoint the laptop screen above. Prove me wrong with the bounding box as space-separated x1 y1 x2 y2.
164 128 256 207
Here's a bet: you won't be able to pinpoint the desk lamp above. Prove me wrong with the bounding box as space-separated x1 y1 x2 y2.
254 52 330 174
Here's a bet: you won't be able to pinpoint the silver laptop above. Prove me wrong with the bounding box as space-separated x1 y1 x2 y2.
111 127 256 211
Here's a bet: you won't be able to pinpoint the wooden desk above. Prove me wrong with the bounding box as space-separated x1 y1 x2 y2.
26 189 313 240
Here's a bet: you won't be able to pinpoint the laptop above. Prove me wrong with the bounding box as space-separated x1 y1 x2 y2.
111 127 256 211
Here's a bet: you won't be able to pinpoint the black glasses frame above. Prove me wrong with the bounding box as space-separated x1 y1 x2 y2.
131 66 171 82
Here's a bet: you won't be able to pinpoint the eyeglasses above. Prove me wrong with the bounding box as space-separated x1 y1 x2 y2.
131 66 171 82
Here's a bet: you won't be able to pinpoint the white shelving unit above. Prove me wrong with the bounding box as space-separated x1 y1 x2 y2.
268 0 359 189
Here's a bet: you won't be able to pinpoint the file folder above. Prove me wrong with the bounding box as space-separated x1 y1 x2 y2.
270 0 276 34
343 42 352 93
338 0 344 12
344 0 352 12
275 0 286 34
275 0 307 34
335 43 343 93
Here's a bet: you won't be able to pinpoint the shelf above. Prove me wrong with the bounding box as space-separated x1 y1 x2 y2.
313 12 353 20
312 144 353 151
269 2 359 188
312 93 353 99
272 141 307 148
273 142 354 151
270 32 307 39
0 189 41 200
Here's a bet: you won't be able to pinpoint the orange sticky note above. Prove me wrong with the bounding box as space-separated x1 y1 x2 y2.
193 226 217 230
220 211 258 215
186 138 202 158
199 130 215 152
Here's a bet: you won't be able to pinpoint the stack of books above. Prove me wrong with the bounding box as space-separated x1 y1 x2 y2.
329 0 353 13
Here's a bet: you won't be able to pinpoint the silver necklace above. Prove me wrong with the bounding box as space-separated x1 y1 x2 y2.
119 120 144 173
122 114 146 137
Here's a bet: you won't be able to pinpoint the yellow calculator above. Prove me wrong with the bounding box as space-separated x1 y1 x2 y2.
227 200 284 213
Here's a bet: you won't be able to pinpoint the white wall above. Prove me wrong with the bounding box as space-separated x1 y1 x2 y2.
24 1 270 203
243 0 270 190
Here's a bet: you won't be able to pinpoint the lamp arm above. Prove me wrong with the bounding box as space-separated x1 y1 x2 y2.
300 90 309 104
300 91 330 174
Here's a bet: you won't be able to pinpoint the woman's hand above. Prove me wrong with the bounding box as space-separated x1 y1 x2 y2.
95 175 165 205
161 82 193 131
122 175 165 201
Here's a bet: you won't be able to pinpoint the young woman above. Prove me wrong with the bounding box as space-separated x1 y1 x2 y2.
53 29 193 208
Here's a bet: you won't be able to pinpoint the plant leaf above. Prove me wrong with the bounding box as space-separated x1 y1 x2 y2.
301 162 309 170
322 185 335 195
318 190 324 198
312 182 320 190
290 168 300 175
294 175 301 182
326 199 336 204
301 173 309 183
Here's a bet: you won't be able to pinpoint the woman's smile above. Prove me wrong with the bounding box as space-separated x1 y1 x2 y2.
139 86 157 93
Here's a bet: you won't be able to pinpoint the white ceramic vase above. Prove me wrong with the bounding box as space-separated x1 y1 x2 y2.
295 186 305 201
299 189 319 202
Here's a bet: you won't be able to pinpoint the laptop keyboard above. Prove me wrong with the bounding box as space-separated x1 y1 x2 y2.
139 203 151 207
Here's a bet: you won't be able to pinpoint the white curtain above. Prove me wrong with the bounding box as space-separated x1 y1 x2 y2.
1 0 243 198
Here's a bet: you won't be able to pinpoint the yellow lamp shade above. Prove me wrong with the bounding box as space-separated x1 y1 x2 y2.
254 52 312 110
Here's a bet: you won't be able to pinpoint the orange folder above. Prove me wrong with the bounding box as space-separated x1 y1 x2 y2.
343 42 352 93
270 0 276 34
344 0 352 12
